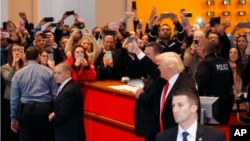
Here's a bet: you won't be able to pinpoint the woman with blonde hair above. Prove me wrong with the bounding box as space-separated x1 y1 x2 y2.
79 35 101 63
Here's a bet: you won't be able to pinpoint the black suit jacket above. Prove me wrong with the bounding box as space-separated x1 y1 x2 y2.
135 77 158 137
155 73 197 131
114 48 147 79
51 80 85 141
94 50 121 80
134 55 197 140
156 124 226 141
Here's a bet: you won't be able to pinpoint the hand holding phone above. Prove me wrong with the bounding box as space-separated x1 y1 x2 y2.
104 30 116 36
2 32 10 38
66 10 75 16
2 22 7 30
237 22 250 29
44 17 54 22
78 52 84 59
210 17 221 27
74 23 85 29
108 23 119 30
128 37 137 43
181 18 190 27
105 51 112 60
51 23 59 27
40 33 48 38
48 53 54 61
160 12 172 19
184 12 192 17
132 1 137 10
194 40 199 44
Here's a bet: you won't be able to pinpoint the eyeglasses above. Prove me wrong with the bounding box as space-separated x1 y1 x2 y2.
41 55 48 58
208 37 218 40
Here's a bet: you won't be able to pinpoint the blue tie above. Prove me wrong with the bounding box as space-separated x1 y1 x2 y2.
182 132 189 141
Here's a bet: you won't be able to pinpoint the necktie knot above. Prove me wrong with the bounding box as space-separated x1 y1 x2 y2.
182 131 189 141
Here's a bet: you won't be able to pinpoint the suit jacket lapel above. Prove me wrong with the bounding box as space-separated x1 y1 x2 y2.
171 128 178 141
56 80 72 97
196 124 205 141
165 73 182 104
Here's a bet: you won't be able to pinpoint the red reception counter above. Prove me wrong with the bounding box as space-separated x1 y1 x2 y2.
83 80 144 141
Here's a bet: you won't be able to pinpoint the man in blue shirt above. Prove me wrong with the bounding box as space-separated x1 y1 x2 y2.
10 46 58 141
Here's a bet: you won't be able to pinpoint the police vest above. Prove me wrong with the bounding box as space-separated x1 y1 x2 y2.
205 56 233 97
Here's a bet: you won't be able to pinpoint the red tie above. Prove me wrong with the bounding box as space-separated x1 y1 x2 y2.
160 82 169 132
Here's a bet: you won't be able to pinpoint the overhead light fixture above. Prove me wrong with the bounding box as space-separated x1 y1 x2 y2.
222 0 230 5
196 18 205 28
206 11 215 17
206 0 215 5
238 11 246 16
222 11 231 16
238 0 246 5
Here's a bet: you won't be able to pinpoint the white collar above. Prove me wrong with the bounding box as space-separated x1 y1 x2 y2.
58 78 72 93
178 120 197 141
168 73 180 88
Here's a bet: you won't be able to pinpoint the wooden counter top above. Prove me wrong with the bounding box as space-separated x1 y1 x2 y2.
84 80 137 98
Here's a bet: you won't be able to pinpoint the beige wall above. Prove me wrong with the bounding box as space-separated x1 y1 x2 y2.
8 0 38 27
5 0 130 30
95 0 126 27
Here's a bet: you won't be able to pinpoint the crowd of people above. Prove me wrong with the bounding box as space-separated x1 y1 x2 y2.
1 6 250 141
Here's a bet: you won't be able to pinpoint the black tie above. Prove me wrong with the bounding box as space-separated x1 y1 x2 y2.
182 131 189 141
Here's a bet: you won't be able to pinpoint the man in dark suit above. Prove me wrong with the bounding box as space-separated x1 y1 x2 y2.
156 88 226 141
94 34 120 80
49 62 85 141
128 41 197 140
134 42 163 140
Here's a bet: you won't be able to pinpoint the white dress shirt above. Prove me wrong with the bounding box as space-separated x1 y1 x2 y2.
160 73 180 107
177 120 197 141
57 78 72 95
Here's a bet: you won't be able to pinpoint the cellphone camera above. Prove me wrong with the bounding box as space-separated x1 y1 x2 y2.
128 37 137 43
194 40 199 44
41 33 48 38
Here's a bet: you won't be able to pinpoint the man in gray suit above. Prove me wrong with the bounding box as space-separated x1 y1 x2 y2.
156 88 226 141
49 62 85 141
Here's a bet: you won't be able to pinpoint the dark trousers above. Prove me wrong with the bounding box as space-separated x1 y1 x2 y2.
217 94 235 124
19 102 54 141
1 99 19 141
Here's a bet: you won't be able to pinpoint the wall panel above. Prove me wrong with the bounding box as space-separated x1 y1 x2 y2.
8 0 37 28
134 0 250 34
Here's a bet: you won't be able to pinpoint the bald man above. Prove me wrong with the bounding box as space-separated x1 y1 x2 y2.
49 62 85 141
